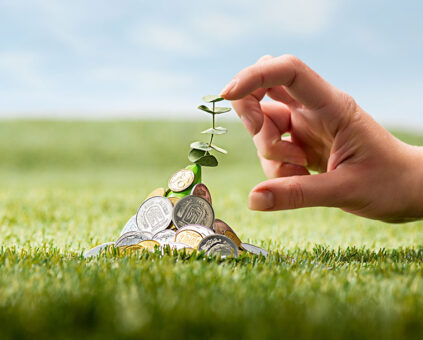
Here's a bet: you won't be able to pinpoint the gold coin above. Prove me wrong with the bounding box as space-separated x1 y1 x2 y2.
124 244 143 252
168 197 181 206
137 240 160 252
168 169 195 192
146 187 166 200
224 230 243 249
175 229 203 249
169 223 178 231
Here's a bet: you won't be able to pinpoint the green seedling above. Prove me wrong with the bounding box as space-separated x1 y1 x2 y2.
188 95 232 167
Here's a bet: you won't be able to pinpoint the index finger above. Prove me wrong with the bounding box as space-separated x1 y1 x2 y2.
220 55 336 111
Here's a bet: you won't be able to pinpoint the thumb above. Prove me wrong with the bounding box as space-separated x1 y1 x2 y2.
248 171 350 211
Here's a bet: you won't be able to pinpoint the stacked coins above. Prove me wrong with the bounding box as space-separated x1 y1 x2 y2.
84 168 269 259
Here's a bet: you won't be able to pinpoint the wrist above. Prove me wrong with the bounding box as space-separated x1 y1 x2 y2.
399 144 423 221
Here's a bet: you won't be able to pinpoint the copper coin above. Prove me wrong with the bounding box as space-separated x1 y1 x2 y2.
224 230 243 249
191 183 212 205
212 219 235 235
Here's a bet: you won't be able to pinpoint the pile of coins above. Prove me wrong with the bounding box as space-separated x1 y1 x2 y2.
84 168 268 259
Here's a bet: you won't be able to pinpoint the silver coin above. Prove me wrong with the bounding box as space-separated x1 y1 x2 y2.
83 242 114 259
152 229 176 244
241 243 269 257
119 214 140 237
115 231 151 247
191 183 212 205
198 235 239 258
168 169 195 192
116 230 151 244
172 196 214 229
136 196 173 235
176 224 214 238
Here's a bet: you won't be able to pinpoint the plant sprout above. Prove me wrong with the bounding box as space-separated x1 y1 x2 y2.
188 95 232 167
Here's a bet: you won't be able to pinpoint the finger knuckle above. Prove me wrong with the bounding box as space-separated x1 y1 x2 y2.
259 54 273 62
281 54 301 67
285 178 305 209
260 143 279 160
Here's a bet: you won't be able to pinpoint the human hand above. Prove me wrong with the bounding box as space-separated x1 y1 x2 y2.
220 55 423 222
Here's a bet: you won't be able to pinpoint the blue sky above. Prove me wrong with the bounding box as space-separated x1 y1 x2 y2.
0 0 422 128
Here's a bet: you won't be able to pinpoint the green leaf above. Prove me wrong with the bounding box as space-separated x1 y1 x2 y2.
188 148 206 162
195 155 218 167
201 127 227 135
190 141 212 151
211 144 228 154
202 95 224 103
197 105 214 114
214 107 232 114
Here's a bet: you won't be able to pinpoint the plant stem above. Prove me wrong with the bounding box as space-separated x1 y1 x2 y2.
208 112 215 147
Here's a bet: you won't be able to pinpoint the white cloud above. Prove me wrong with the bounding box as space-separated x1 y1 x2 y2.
130 24 202 55
0 51 51 89
90 66 196 92
131 0 339 55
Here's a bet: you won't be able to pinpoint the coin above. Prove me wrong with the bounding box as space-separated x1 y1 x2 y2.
175 229 203 248
177 224 214 238
173 196 214 229
168 169 195 192
212 219 235 235
83 242 115 258
163 241 194 251
146 187 166 199
224 230 243 249
136 196 173 235
198 235 239 258
115 231 151 247
122 244 143 253
168 197 181 206
119 215 139 237
161 242 195 254
138 240 161 252
153 229 176 244
191 183 212 205
191 183 212 204
241 243 269 257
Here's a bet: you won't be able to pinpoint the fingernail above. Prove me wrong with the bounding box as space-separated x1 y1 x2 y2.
220 78 238 98
248 190 274 210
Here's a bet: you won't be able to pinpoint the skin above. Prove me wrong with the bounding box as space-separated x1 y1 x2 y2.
220 54 423 223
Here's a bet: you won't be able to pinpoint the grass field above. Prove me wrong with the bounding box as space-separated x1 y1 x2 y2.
1 120 423 339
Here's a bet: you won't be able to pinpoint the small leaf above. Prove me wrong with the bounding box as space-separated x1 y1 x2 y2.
202 95 224 103
190 141 212 151
195 155 218 167
211 144 228 154
201 127 227 135
197 105 214 114
215 126 227 132
188 148 206 162
214 107 232 114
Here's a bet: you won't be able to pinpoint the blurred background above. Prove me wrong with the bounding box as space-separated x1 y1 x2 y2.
0 0 422 129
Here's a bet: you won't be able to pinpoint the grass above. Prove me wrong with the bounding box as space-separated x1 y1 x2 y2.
1 120 423 339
